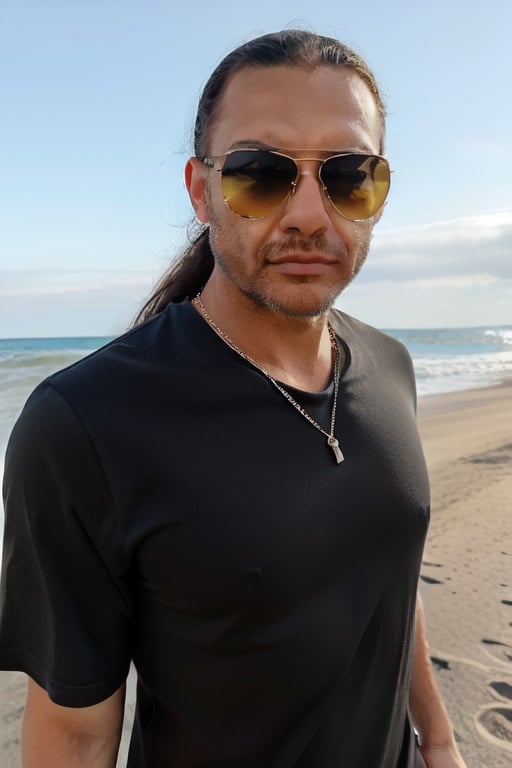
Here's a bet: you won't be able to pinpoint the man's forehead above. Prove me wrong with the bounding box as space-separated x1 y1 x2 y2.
220 64 374 103
209 65 382 155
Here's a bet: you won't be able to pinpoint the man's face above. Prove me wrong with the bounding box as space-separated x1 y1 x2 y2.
187 65 385 319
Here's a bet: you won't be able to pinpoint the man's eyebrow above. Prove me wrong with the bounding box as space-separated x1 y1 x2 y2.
223 140 379 155
226 140 277 151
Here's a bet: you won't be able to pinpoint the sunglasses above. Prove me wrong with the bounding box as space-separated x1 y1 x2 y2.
201 148 391 221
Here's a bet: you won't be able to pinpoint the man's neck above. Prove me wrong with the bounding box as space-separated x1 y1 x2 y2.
195 280 335 393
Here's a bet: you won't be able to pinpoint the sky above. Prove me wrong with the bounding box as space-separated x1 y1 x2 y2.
1 0 511 337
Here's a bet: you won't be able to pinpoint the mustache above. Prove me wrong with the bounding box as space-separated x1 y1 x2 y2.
260 234 341 259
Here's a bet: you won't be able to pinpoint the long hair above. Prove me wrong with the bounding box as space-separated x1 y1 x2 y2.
134 29 386 325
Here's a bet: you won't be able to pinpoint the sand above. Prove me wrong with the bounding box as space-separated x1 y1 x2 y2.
416 381 512 767
1 380 511 766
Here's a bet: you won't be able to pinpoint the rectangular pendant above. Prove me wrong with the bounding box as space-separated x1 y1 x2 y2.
327 436 344 464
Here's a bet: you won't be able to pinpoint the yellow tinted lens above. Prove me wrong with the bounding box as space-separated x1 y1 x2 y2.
221 151 296 218
321 155 390 220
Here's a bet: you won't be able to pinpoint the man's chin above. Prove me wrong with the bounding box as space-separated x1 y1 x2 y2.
243 286 342 319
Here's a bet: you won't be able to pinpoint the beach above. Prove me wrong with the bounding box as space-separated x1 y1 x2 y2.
416 381 512 766
1 380 511 766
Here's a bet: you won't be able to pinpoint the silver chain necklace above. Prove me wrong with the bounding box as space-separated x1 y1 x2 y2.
193 293 344 464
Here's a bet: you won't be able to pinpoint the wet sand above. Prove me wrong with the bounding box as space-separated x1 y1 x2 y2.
1 381 511 766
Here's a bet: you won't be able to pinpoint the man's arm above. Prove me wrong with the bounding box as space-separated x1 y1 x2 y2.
21 677 125 768
409 594 467 768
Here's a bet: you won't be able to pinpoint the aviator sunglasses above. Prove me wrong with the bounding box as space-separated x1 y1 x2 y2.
201 148 391 221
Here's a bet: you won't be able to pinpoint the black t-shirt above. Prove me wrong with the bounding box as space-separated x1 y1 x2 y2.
0 302 430 767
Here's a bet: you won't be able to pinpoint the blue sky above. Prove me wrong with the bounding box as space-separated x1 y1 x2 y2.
1 0 511 337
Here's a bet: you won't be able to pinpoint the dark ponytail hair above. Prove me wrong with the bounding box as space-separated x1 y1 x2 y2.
134 29 385 325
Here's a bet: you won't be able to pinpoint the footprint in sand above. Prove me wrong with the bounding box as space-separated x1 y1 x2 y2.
490 682 512 700
481 638 512 664
476 705 512 749
476 678 512 749
420 575 443 585
430 656 451 671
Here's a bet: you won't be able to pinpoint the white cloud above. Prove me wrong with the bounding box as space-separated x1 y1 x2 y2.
365 210 512 282
339 275 512 329
0 270 153 298
342 210 512 326
0 270 155 337
396 274 497 289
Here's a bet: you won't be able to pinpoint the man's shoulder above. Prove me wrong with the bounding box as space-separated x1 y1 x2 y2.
7 303 196 457
48 302 193 390
329 308 408 355
329 307 416 395
14 302 196 428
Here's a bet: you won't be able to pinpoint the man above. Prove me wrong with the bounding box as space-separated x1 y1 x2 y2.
0 30 466 768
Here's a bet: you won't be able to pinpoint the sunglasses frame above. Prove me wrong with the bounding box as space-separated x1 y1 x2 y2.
201 148 391 221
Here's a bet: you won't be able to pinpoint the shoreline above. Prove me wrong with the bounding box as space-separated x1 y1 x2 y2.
417 378 512 765
1 379 511 766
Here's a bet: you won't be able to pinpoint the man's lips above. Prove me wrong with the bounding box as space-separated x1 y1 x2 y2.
267 254 338 275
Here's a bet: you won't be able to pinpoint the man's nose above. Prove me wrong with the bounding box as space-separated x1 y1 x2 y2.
278 168 333 236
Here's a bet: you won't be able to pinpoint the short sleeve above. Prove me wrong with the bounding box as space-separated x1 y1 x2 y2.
0 381 132 707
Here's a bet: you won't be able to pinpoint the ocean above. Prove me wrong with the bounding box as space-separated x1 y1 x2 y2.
1 325 512 523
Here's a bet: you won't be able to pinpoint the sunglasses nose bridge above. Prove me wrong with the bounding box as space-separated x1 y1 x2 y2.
287 159 329 208
289 156 325 187
280 163 335 229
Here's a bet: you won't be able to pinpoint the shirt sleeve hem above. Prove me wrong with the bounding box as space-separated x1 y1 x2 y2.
0 647 129 708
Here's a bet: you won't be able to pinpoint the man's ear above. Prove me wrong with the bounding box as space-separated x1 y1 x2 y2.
184 157 210 223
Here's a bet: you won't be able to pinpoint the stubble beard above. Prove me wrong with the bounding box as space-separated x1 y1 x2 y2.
208 220 372 319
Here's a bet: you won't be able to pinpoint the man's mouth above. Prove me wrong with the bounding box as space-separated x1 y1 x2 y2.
268 254 337 275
